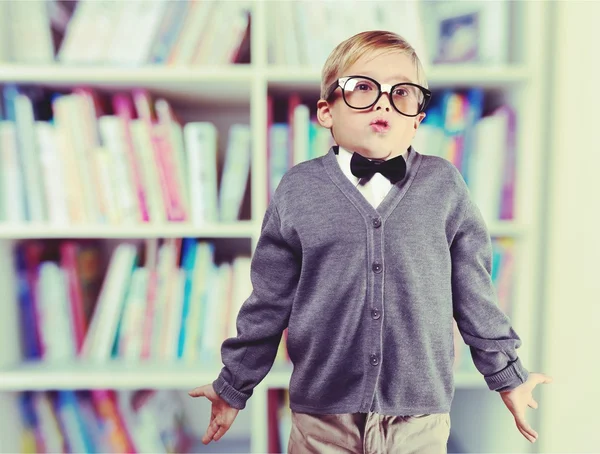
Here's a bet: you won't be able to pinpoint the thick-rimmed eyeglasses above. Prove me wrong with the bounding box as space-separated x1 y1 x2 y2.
325 75 432 117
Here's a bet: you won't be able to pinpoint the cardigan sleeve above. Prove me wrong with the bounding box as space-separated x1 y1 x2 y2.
450 189 529 392
212 198 301 409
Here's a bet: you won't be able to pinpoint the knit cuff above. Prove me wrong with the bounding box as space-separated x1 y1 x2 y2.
484 357 529 392
212 375 250 410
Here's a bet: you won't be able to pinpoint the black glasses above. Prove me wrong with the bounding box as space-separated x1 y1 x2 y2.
325 75 432 117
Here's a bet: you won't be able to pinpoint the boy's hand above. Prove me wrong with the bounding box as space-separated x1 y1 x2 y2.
188 384 240 444
499 372 553 444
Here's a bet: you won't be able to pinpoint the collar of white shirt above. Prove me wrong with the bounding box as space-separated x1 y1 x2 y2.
335 146 409 187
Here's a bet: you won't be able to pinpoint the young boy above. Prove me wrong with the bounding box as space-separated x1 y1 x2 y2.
189 30 552 453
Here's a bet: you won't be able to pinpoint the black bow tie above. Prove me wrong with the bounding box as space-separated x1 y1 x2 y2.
350 152 407 184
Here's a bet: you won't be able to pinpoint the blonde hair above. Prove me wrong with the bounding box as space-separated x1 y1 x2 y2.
320 30 428 100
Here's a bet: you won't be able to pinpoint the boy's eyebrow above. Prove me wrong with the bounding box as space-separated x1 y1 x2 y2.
358 73 416 84
392 75 415 83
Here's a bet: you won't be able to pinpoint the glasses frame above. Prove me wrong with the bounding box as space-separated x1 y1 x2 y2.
325 75 432 117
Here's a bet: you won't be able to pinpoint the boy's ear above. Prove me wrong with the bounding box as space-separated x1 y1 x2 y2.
413 112 426 130
409 112 426 141
316 99 334 129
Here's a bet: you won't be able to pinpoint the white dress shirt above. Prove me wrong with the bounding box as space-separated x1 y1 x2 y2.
335 146 410 208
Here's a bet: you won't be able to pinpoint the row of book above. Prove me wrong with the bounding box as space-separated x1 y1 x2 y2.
16 237 291 364
269 0 512 67
0 85 251 225
267 0 428 68
0 0 250 66
18 389 193 453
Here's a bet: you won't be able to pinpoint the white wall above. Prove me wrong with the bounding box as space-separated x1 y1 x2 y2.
538 1 600 452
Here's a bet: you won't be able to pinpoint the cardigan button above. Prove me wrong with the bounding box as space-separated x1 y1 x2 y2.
370 354 379 366
372 262 382 273
372 218 381 228
371 309 381 320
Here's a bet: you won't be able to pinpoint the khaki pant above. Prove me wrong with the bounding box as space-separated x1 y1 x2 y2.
288 411 451 454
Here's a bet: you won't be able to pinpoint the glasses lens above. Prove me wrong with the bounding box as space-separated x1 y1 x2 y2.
342 77 426 116
392 84 425 116
342 77 379 108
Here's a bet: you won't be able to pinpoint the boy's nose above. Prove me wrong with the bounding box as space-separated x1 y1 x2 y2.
374 91 392 111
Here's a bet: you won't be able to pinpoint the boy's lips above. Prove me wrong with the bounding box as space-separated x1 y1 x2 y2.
370 117 390 133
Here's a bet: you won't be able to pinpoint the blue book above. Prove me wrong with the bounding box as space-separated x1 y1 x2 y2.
177 237 198 357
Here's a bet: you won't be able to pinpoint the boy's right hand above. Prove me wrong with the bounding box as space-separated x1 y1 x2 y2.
188 384 240 444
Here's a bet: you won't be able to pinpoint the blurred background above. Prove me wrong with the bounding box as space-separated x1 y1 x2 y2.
0 0 597 453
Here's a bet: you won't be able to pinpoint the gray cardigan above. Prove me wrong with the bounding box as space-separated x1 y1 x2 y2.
213 146 529 415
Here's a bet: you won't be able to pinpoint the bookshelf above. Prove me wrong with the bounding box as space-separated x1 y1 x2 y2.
0 0 550 453
0 362 490 393
0 222 258 240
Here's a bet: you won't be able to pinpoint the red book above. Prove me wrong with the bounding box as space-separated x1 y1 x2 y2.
113 93 150 222
266 95 274 204
267 389 282 453
287 93 302 169
60 242 86 353
23 241 45 357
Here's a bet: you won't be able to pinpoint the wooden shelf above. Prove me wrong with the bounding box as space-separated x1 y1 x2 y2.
0 360 487 391
0 361 224 391
0 221 257 239
487 221 529 237
0 63 532 101
266 64 533 93
0 63 256 104
0 220 524 240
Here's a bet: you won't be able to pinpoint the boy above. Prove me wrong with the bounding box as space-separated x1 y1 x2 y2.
189 30 552 453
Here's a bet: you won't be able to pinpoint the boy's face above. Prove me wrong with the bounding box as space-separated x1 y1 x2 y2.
317 50 427 160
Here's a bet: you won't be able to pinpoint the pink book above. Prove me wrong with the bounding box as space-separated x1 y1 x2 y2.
151 124 187 221
60 242 87 353
158 238 181 356
155 99 189 218
499 105 517 220
140 268 158 360
113 93 150 222
132 90 185 222
140 238 159 360
267 94 274 205
287 93 301 169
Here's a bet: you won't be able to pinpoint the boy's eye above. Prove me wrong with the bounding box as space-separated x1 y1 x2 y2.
356 83 373 91
394 87 409 97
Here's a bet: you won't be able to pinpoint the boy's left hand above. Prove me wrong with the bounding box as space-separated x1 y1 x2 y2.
499 372 553 444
